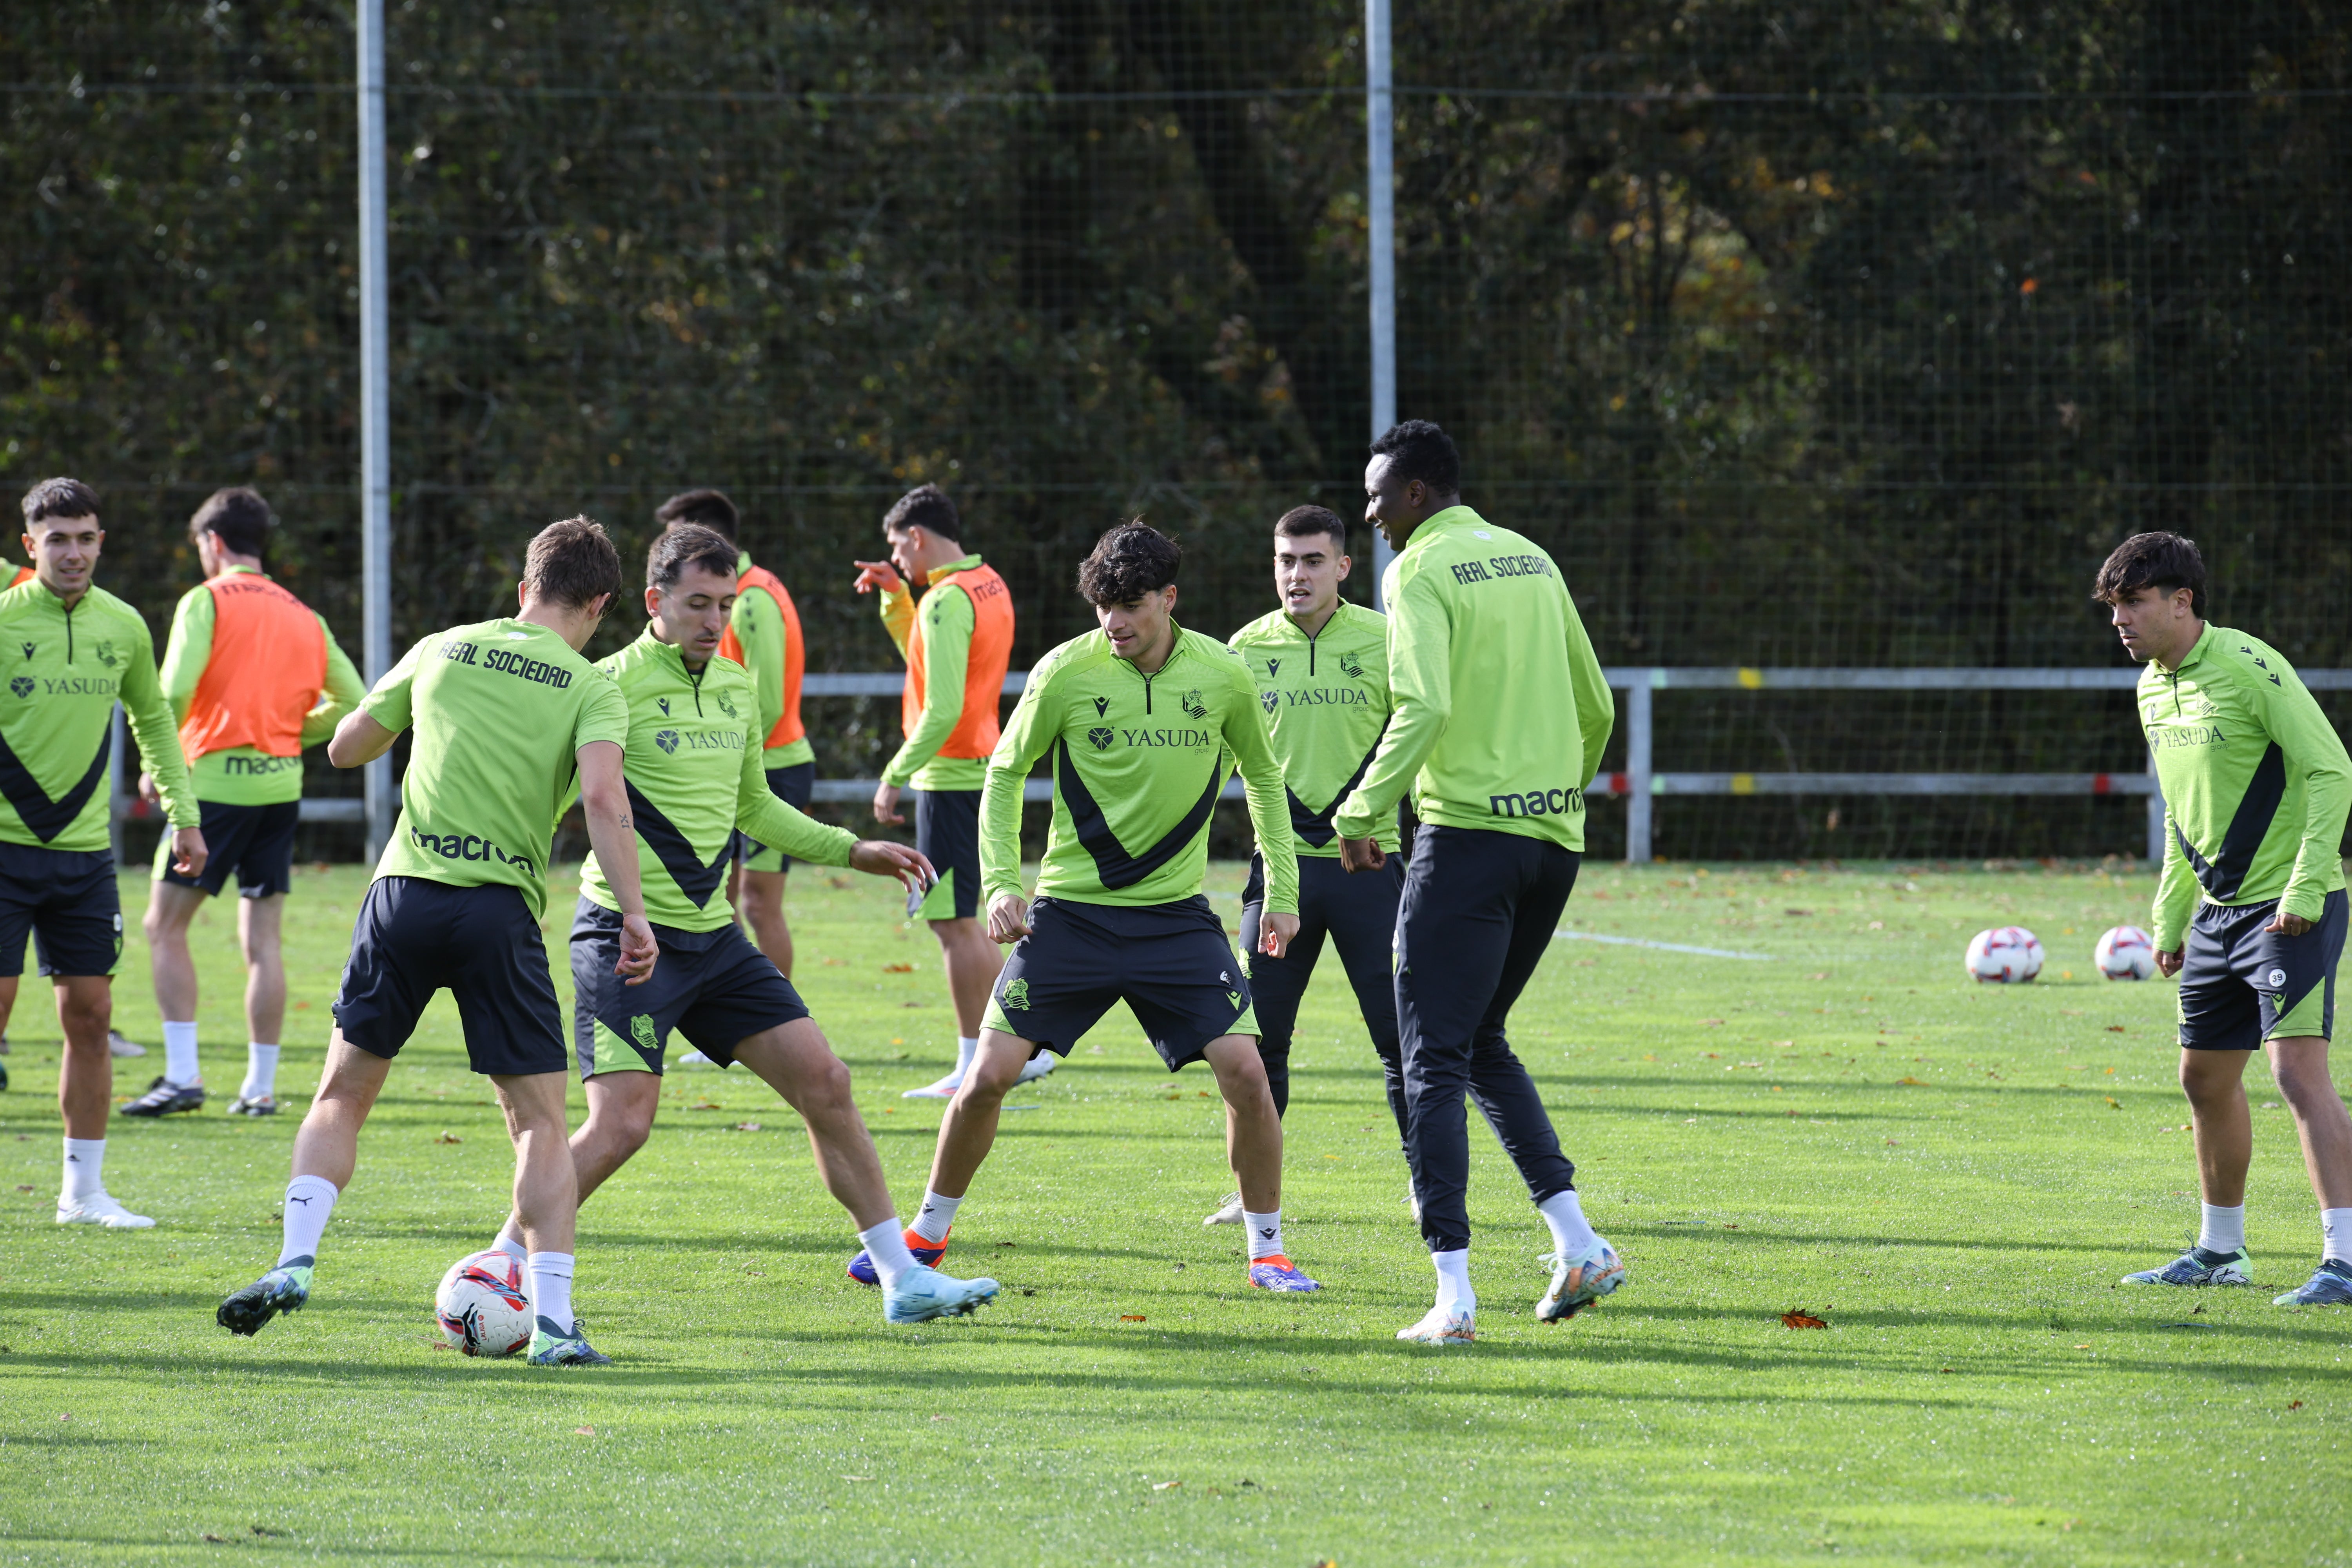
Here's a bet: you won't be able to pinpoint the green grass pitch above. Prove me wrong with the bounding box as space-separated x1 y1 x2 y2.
0 859 2345 1565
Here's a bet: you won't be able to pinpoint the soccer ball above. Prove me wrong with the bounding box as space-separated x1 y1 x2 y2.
2095 924 2158 981
434 1250 533 1357
1964 926 2045 984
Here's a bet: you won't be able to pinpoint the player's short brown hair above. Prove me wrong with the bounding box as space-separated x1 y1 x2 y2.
189 486 272 558
2094 531 2206 617
1274 505 1347 551
647 522 739 590
524 516 623 610
21 477 99 527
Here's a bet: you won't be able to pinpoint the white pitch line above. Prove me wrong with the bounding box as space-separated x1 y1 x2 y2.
1553 930 1778 961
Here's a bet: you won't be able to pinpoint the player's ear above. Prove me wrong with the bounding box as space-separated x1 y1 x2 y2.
643 583 663 619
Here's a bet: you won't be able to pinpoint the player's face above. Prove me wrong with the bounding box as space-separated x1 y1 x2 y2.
650 562 737 665
2109 584 2196 664
1096 584 1177 663
24 514 102 599
886 524 922 586
1363 455 1423 550
1274 530 1348 621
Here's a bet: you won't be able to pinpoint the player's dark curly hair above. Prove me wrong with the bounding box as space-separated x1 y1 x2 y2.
884 483 961 541
1077 519 1180 606
2094 531 2206 617
646 522 739 590
1368 419 1461 497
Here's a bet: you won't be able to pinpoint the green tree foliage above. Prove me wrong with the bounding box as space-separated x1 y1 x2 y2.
5 3 2346 854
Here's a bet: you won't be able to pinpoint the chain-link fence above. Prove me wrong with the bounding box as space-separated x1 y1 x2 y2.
8 2 2347 861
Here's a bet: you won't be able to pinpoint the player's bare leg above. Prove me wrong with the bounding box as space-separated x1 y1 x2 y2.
737 867 796 979
234 894 289 1107
932 918 1001 1042
54 974 152 1227
127 882 211 1114
924 1030 1038 1199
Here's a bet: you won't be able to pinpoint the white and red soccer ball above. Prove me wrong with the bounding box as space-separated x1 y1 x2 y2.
435 1250 532 1357
1964 926 2045 984
2094 924 2158 981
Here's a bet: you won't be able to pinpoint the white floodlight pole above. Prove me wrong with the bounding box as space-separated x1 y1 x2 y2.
1365 0 1397 607
358 0 394 860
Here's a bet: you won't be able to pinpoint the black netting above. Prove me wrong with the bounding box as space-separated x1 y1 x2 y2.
7 3 2347 860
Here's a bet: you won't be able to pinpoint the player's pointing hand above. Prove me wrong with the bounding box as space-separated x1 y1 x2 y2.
851 559 904 596
849 838 934 893
614 911 659 985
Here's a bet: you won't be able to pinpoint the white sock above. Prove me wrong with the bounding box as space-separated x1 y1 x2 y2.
909 1189 961 1245
61 1137 105 1202
1432 1247 1475 1317
491 1232 528 1264
240 1043 280 1102
2198 1202 2247 1255
163 1020 200 1086
276 1174 338 1267
860 1218 918 1287
529 1252 575 1335
1538 1189 1600 1258
1244 1209 1285 1261
955 1036 979 1075
2322 1209 2352 1267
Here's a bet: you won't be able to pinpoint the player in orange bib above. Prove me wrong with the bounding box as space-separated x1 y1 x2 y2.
653 490 814 988
851 486 1051 1102
123 489 365 1120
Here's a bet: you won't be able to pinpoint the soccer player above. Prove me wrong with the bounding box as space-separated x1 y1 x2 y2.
852 521 1315 1291
474 524 1000 1323
653 489 814 980
216 517 657 1367
1214 505 1409 1226
850 484 1051 1098
1 478 206 1226
1332 421 1624 1346
122 488 365 1120
2100 533 2352 1307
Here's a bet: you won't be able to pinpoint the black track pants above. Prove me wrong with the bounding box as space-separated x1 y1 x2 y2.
1394 825 1581 1253
1240 853 1409 1144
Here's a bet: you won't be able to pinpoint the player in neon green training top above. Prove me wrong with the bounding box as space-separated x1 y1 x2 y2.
2 478 207 1230
1212 503 1410 1228
1332 421 1624 1345
890 521 1318 1292
218 518 657 1367
2097 531 2352 1308
467 523 998 1325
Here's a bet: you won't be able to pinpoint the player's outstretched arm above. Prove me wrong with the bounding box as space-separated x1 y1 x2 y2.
849 838 936 892
577 740 658 985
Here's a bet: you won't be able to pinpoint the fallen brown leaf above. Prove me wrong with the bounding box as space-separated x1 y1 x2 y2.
883 962 915 973
1121 1314 1147 1322
203 1534 228 1544
1152 1479 1182 1491
574 1426 596 1436
1896 1076 1927 1086
733 1122 764 1132
433 1131 462 1144
1781 1310 1829 1329
2289 1399 2305 1410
